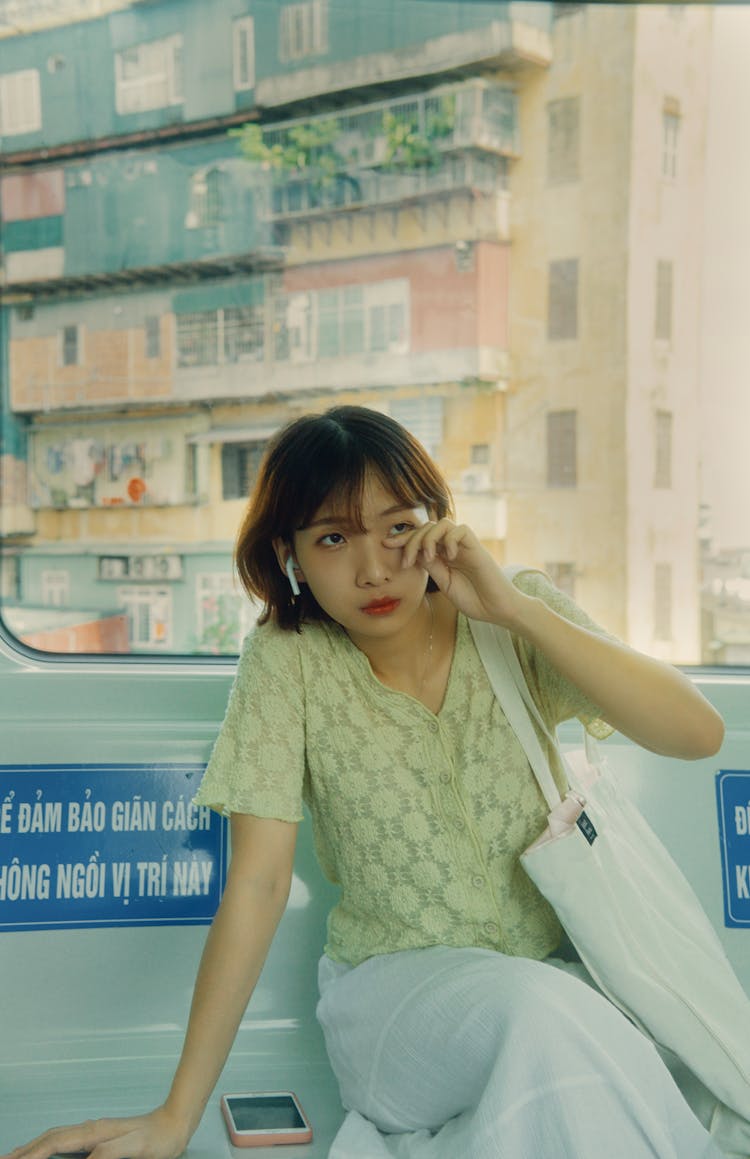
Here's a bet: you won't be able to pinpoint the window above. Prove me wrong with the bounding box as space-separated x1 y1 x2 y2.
233 16 255 91
314 281 409 359
221 441 268 501
655 260 673 342
654 410 673 489
662 99 681 179
391 397 444 457
546 562 576 598
196 573 256 653
547 410 577 488
144 316 160 359
654 563 673 642
548 97 580 184
471 444 491 465
115 35 183 115
189 168 226 228
117 586 172 649
176 308 264 368
279 0 328 62
61 325 81 366
41 570 70 607
0 68 41 135
223 307 264 363
548 259 579 340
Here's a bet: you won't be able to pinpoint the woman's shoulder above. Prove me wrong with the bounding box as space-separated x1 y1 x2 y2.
239 616 341 668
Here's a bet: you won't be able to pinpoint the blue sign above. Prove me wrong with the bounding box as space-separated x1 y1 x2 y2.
0 764 228 931
716 770 750 929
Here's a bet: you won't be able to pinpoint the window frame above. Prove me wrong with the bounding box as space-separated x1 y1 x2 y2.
114 34 184 116
0 68 42 135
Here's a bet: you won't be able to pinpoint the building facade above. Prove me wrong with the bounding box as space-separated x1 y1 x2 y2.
0 0 713 659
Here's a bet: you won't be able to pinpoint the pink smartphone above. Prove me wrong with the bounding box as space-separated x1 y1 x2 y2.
220 1090 313 1147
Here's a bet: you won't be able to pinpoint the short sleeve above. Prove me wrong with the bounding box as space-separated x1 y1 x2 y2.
193 624 306 822
510 569 615 740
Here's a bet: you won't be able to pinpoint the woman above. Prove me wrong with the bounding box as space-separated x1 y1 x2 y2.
5 406 725 1159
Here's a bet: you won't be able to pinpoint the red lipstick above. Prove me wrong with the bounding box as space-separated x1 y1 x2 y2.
362 597 401 616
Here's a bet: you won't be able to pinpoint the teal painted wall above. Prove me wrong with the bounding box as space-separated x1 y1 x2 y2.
0 0 533 155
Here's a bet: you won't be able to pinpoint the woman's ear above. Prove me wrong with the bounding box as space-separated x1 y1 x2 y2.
272 538 306 585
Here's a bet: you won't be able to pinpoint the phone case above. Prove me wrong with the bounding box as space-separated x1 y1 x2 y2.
220 1091 313 1148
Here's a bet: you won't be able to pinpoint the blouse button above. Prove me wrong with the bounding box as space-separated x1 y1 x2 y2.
428 720 439 733
472 874 485 889
454 817 466 831
440 770 452 784
484 921 500 939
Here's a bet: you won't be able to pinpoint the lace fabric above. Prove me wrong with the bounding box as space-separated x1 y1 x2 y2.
194 570 613 967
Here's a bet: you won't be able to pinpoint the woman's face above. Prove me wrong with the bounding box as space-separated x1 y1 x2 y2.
286 472 432 641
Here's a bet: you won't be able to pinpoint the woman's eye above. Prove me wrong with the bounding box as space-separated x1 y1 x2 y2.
319 532 345 547
389 522 413 536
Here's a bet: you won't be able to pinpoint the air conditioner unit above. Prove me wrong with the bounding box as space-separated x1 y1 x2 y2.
460 468 491 494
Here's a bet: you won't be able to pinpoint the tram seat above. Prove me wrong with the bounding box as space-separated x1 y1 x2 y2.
0 807 345 1158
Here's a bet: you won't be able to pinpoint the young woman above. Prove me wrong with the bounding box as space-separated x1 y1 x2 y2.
6 406 725 1159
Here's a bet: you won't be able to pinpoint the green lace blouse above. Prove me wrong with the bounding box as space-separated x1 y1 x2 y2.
194 570 613 967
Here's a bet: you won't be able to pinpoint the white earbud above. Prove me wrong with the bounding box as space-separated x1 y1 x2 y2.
285 555 301 597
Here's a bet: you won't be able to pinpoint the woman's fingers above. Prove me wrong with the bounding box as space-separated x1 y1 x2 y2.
392 519 474 569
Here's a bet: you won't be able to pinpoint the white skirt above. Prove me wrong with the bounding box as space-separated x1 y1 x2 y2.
316 946 725 1159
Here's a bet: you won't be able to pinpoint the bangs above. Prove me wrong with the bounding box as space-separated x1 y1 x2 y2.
296 455 432 533
277 414 446 535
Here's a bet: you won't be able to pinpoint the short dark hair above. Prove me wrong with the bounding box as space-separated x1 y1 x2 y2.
236 405 453 630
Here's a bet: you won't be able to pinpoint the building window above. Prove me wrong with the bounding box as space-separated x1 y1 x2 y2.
0 68 41 135
41 569 70 607
662 99 680 179
471 443 491 465
221 441 268 501
61 325 81 366
654 563 672 641
176 312 219 367
189 167 226 228
233 16 255 91
279 0 328 62
176 308 264 368
654 410 673 489
547 410 577 488
546 562 576 598
547 96 580 184
117 586 171 649
315 280 409 360
144 316 161 359
115 35 183 115
223 307 265 363
548 259 579 340
391 397 444 458
655 260 673 342
196 573 256 653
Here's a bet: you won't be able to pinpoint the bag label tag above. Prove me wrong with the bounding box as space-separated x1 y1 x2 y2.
576 810 598 845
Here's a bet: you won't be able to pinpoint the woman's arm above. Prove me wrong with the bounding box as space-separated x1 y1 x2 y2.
4 813 297 1159
393 519 725 761
506 590 724 760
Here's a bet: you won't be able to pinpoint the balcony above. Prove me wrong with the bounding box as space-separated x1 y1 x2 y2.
266 154 509 223
246 80 517 223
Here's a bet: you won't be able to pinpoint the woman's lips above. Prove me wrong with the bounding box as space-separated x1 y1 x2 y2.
362 598 401 616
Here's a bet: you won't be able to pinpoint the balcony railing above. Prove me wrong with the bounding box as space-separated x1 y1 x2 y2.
263 79 518 165
265 153 509 221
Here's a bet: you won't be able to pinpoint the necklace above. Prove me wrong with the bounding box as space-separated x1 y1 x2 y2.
418 595 435 698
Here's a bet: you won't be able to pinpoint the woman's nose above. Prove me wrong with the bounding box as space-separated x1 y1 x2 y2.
355 539 393 586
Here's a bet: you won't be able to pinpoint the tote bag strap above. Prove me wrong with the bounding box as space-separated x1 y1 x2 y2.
469 615 563 811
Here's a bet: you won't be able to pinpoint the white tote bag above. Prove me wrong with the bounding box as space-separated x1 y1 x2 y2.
470 616 750 1146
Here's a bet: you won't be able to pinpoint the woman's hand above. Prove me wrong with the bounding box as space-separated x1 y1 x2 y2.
389 518 526 626
2 1105 189 1159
